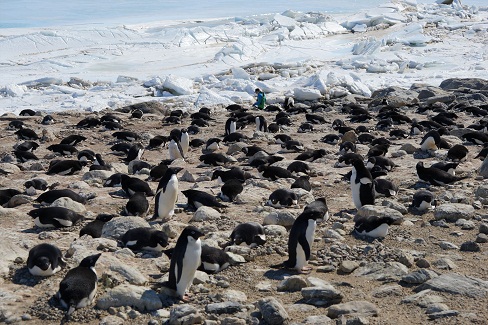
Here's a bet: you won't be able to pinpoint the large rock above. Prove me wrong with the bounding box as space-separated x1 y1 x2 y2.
101 217 150 239
50 197 86 213
191 206 221 222
439 78 488 91
355 205 403 225
415 273 488 298
478 158 488 179
278 275 308 292
96 285 162 311
301 285 343 303
263 211 296 227
256 297 289 325
168 305 203 325
327 300 379 319
475 185 488 203
433 203 474 222
352 262 409 281
0 234 29 276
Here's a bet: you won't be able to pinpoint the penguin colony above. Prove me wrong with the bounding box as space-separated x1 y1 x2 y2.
2 78 488 323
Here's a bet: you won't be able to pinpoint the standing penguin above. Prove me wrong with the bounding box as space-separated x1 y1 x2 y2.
168 226 204 302
279 210 322 274
27 243 66 276
56 253 101 316
168 129 185 160
180 128 190 156
420 130 441 152
225 118 237 135
125 192 149 217
350 158 375 209
151 167 183 220
255 116 268 132
125 143 145 163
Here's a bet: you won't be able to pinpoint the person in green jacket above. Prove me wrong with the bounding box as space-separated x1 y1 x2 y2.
253 88 266 110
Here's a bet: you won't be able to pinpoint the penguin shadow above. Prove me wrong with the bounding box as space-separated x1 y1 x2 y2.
263 268 293 280
11 266 44 286
409 182 431 190
108 189 128 198
350 230 385 243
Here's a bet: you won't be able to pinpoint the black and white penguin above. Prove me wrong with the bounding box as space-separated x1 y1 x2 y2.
267 189 298 208
41 115 55 125
225 118 237 135
228 222 266 247
112 131 140 142
431 161 459 176
168 129 185 160
110 142 132 156
282 140 304 152
268 123 280 133
128 160 152 175
164 116 181 125
130 108 143 119
274 134 292 145
148 135 168 150
219 179 243 202
36 189 86 205
357 133 376 144
15 128 39 140
321 134 340 145
305 113 326 124
367 144 389 157
280 210 322 273
284 96 294 109
188 125 200 135
339 141 356 154
13 150 38 162
182 189 227 210
255 116 268 132
47 144 78 156
354 215 396 238
303 197 329 221
120 174 154 197
100 114 119 123
211 167 248 183
79 214 114 238
151 167 183 220
15 141 39 152
287 161 310 174
24 178 48 195
29 207 84 228
242 145 268 157
125 192 149 217
205 138 222 151
350 158 375 209
295 149 327 162
27 243 65 276
102 121 123 130
447 144 469 162
420 130 441 151
199 245 231 274
168 226 204 301
410 121 424 136
125 143 145 163
76 117 100 128
336 153 363 168
180 128 190 156
199 153 232 166
47 160 84 175
411 190 436 212
475 143 488 160
374 178 399 197
103 173 123 187
0 189 21 205
121 227 169 252
291 175 312 192
298 122 314 133
90 154 111 171
366 156 397 172
416 162 467 186
462 132 488 145
258 165 294 180
223 132 248 143
8 120 24 130
56 253 101 316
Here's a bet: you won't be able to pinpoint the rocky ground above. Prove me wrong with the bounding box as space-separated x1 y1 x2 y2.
1 77 488 325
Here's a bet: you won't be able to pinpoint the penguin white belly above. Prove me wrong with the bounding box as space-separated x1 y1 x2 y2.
34 217 52 228
421 138 436 151
229 122 236 134
202 262 220 273
359 223 389 238
26 186 37 196
125 240 138 248
157 177 178 219
295 220 316 270
350 168 363 209
181 134 189 155
54 218 73 227
58 168 73 176
176 238 201 297
418 200 433 211
75 281 97 308
169 142 183 160
29 264 60 276
207 142 220 151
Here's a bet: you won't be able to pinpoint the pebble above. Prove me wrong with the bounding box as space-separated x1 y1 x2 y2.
371 284 403 298
475 233 488 243
339 261 360 274
205 301 242 315
460 241 480 252
277 275 308 292
479 223 488 235
439 241 459 250
416 258 431 268
428 310 460 320
191 206 221 222
256 297 289 325
327 301 379 319
169 305 203 325
433 258 457 270
434 203 475 222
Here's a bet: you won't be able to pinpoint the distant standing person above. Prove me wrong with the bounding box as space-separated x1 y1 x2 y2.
253 88 266 110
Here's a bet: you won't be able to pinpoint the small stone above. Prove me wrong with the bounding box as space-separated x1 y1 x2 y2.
398 252 414 268
169 305 203 325
180 170 196 182
205 301 242 315
434 203 475 222
475 233 488 243
401 269 438 284
317 265 336 273
264 225 287 237
371 284 402 298
460 241 481 252
191 206 221 222
339 261 360 274
439 241 459 250
277 275 308 292
425 303 450 314
301 285 343 302
479 223 488 235
432 220 449 228
263 211 296 227
416 258 431 268
455 219 475 230
304 315 333 324
432 258 457 270
327 301 379 319
256 297 289 325
400 143 417 154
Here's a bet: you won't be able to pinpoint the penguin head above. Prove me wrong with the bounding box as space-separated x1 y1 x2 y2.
416 161 425 169
253 234 266 246
168 167 184 175
35 256 51 271
153 231 169 248
79 253 101 268
96 214 115 222
182 226 204 241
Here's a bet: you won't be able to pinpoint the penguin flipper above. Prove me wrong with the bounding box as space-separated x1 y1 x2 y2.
298 233 311 260
359 177 372 185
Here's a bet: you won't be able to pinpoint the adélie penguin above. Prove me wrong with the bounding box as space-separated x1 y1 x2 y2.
120 174 154 197
411 190 436 212
275 210 323 274
416 162 468 186
79 214 115 238
350 158 375 209
121 227 169 252
354 215 396 238
151 167 183 221
167 226 204 302
168 129 185 160
267 188 298 208
56 253 101 316
219 179 243 202
27 243 66 276
199 245 232 274
227 222 266 248
182 189 227 210
420 130 441 152
303 197 329 222
29 207 84 228
125 192 149 217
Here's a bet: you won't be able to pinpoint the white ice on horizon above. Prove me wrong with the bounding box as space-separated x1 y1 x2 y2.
0 1 487 115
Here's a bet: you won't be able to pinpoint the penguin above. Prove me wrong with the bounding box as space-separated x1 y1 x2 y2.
242 145 268 157
130 108 143 119
282 140 304 152
76 117 100 128
298 122 314 133
167 226 204 302
199 107 211 115
268 123 280 133
339 141 356 154
56 253 101 316
168 129 185 160
121 227 169 252
100 114 120 123
431 161 459 176
27 243 66 276
104 173 123 187
219 179 243 202
188 125 200 135
120 174 154 197
15 128 39 140
151 167 183 220
199 153 232 166
228 222 266 247
411 190 436 212
14 150 39 162
182 189 227 210
274 134 292 145
305 113 326 124
223 132 248 143
29 207 84 228
410 122 424 135
125 192 149 217
112 131 140 142
287 161 310 174
180 128 190 156
357 133 376 144
102 121 123 130
164 116 181 125
90 154 112 171
280 210 322 274
321 134 340 145
189 138 205 148
225 118 237 135
249 155 284 168
148 135 168 149
128 160 152 175
47 160 84 175
284 96 294 109
0 189 21 206
420 130 441 151
374 178 399 197
8 120 24 130
41 115 55 125
19 108 37 116
191 118 209 127
291 175 312 192
255 116 268 132
110 142 132 156
46 144 78 156
24 178 48 195
416 162 467 186
211 167 248 183
389 129 408 139
475 143 488 160
79 214 114 238
36 189 86 205
257 165 294 181
332 119 345 129
336 153 363 168
15 141 39 152
355 125 370 134
78 149 96 162
367 144 389 157
447 144 469 162
125 143 144 162
366 156 397 172
267 189 298 208
148 163 169 182
353 215 396 238
295 149 327 162
205 138 222 151
199 245 231 274
350 158 375 209
303 197 329 222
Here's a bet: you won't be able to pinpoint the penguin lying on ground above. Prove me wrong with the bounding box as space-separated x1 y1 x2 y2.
29 207 84 228
182 189 227 210
227 222 266 248
267 189 298 208
219 179 243 202
353 215 396 239
416 162 468 186
121 227 169 252
79 214 115 238
27 243 66 276
411 190 436 213
125 192 149 217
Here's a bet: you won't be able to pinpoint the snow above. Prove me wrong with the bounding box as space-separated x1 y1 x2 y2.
0 0 487 115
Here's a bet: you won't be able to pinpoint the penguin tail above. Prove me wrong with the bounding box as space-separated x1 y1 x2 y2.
66 305 76 317
270 262 286 269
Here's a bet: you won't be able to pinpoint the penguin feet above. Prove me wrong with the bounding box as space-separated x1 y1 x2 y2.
298 266 312 274
181 293 193 302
